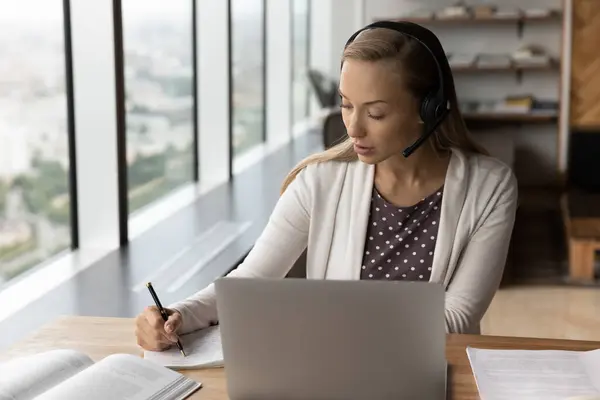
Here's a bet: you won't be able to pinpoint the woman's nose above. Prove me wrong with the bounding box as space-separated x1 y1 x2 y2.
345 114 366 138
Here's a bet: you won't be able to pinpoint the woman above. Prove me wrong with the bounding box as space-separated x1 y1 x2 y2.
135 21 517 351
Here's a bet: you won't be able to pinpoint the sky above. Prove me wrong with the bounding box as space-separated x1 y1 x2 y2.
0 0 63 22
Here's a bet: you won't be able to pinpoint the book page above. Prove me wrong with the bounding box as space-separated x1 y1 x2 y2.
0 349 93 400
467 347 600 400
36 354 200 400
144 325 223 369
581 349 600 391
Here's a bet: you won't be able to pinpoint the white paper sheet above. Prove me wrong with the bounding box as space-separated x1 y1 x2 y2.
467 347 600 400
144 325 223 369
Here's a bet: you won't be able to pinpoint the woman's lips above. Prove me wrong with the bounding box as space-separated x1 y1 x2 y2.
354 144 374 156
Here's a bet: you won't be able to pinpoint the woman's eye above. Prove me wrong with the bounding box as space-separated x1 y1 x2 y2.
369 114 384 120
340 103 352 109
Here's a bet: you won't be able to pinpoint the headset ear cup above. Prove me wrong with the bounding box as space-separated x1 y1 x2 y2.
420 93 440 125
420 95 432 124
435 100 450 120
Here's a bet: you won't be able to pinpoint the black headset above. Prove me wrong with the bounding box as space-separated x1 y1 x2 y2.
344 20 452 158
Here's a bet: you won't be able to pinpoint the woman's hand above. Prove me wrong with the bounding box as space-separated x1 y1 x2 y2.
134 306 183 351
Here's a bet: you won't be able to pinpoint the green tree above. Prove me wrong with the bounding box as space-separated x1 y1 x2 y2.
12 175 46 214
12 160 69 217
128 153 166 188
48 200 70 225
35 160 69 198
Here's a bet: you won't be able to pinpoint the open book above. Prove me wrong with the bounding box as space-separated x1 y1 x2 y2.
0 349 201 400
144 325 223 369
467 346 600 400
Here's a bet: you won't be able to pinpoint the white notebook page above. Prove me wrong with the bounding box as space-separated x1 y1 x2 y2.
144 325 223 369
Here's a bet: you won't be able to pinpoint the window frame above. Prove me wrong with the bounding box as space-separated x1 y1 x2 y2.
0 0 83 314
63 0 79 250
112 0 128 244
0 0 79 277
114 0 201 240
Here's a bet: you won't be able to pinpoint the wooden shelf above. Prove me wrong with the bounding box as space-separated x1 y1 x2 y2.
463 112 558 124
383 13 562 25
375 11 562 38
452 62 558 73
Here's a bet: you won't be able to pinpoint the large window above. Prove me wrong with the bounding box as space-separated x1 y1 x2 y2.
291 0 310 126
122 0 196 214
0 1 72 286
231 0 266 156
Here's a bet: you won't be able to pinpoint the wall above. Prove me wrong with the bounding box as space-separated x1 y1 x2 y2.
311 0 564 186
309 0 366 80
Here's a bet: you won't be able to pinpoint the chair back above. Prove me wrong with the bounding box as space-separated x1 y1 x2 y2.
323 111 346 149
307 70 338 108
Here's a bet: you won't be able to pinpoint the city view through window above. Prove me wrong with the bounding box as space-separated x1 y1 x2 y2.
123 0 196 214
231 0 265 156
0 1 71 286
0 0 282 287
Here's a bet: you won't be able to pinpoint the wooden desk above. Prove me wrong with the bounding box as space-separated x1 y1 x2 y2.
3 316 600 399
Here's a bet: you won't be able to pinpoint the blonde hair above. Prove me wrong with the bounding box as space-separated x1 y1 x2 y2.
281 27 487 194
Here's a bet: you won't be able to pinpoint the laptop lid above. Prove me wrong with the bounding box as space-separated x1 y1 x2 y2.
214 277 447 400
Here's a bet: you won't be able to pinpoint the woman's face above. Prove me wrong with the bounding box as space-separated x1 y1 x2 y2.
339 59 422 164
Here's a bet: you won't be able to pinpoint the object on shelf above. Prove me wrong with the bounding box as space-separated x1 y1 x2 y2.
448 53 477 68
493 8 521 19
406 9 434 19
449 47 557 71
496 95 534 113
435 1 470 19
386 4 561 23
463 113 557 123
511 45 553 67
531 99 559 115
459 101 480 113
523 8 551 18
477 54 511 68
473 4 497 18
459 96 558 116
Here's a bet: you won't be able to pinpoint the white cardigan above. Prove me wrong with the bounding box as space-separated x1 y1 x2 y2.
170 148 518 334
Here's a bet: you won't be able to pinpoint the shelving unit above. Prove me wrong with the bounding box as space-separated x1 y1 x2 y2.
452 61 559 83
374 7 563 130
463 112 558 125
371 2 565 190
387 13 561 24
452 61 558 73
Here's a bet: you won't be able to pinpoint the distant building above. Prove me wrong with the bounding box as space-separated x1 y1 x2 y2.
0 220 32 249
0 123 31 180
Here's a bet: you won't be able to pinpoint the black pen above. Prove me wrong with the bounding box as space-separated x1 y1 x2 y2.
146 282 186 357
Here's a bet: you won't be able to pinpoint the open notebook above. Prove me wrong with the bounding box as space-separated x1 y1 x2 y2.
144 325 223 369
0 349 201 400
467 346 600 400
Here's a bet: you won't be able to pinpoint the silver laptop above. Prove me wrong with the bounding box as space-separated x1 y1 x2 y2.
214 277 447 400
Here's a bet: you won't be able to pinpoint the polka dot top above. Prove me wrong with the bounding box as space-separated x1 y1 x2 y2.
360 186 443 281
